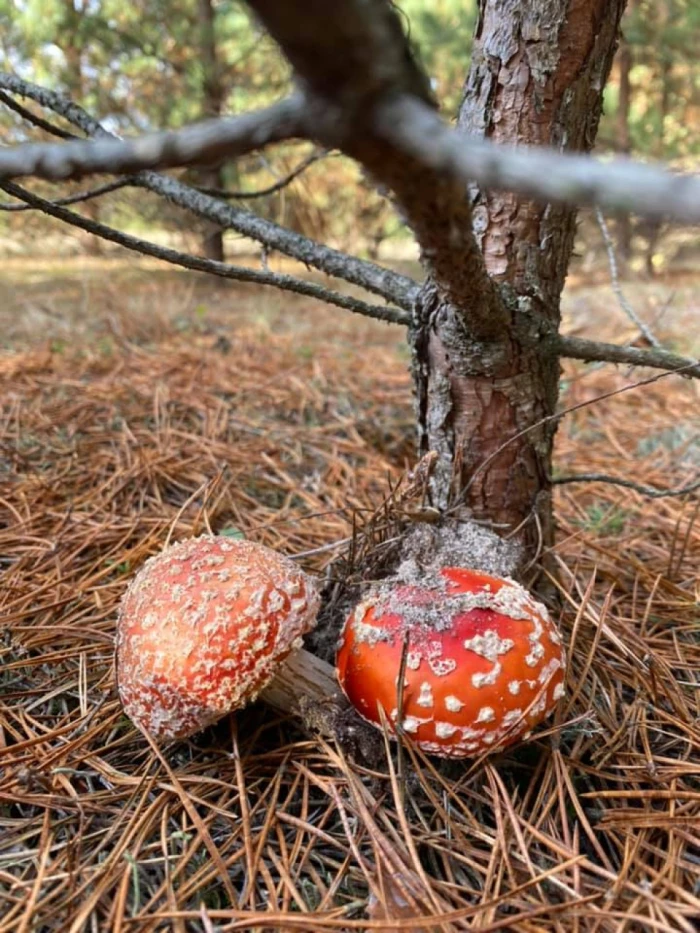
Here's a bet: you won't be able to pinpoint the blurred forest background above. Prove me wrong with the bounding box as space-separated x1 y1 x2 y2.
2 0 699 275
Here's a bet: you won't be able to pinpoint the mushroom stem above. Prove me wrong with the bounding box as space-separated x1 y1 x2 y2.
260 648 382 760
259 647 342 716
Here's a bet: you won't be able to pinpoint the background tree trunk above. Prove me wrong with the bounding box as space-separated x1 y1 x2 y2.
62 0 103 257
644 50 672 276
196 0 225 262
615 32 633 268
412 0 627 570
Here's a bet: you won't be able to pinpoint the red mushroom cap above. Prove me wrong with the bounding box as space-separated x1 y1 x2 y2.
116 536 320 741
336 567 565 758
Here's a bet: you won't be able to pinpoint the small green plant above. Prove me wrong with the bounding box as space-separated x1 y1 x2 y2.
578 502 628 536
295 344 314 360
219 525 246 540
123 852 141 918
104 558 132 574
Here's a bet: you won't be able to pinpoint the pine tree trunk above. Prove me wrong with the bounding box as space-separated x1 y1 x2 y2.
412 0 627 568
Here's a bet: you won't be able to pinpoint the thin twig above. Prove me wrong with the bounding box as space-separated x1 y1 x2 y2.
0 89 75 139
197 149 331 200
1 180 408 325
552 473 700 499
0 178 134 212
395 631 411 812
595 208 662 348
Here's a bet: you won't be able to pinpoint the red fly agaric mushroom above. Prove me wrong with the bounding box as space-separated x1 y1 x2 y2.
336 567 566 758
116 535 322 741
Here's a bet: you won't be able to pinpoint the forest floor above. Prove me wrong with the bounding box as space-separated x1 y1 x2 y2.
0 259 698 932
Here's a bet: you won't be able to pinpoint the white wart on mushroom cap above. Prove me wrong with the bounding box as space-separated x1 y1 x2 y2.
336 567 566 758
116 536 320 741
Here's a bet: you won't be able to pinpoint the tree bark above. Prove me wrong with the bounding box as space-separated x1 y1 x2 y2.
203 0 627 575
197 0 225 262
412 0 627 565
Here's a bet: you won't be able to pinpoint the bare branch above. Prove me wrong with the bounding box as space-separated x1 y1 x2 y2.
0 178 133 212
595 208 662 348
135 170 419 309
248 0 505 339
0 89 75 139
1 180 408 326
0 96 306 181
0 74 418 310
3 0 700 235
552 473 700 499
555 334 700 379
197 149 331 200
0 73 114 138
375 94 700 225
4 75 700 229
7 77 700 367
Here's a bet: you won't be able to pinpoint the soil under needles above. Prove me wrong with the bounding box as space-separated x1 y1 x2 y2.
0 267 699 931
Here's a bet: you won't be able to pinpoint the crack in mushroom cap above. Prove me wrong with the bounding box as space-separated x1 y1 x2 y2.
116 536 320 741
336 567 566 758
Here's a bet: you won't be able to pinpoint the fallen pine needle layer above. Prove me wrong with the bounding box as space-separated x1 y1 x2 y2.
0 289 699 932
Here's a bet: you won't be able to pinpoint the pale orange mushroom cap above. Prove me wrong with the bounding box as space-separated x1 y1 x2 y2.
336 568 566 758
116 536 320 741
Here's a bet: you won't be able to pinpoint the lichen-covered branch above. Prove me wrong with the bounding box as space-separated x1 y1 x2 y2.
249 0 505 340
1 180 408 326
555 335 700 379
135 171 418 309
0 95 306 181
552 473 700 499
0 73 418 311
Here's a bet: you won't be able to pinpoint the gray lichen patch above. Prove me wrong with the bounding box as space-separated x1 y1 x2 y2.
397 520 523 580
